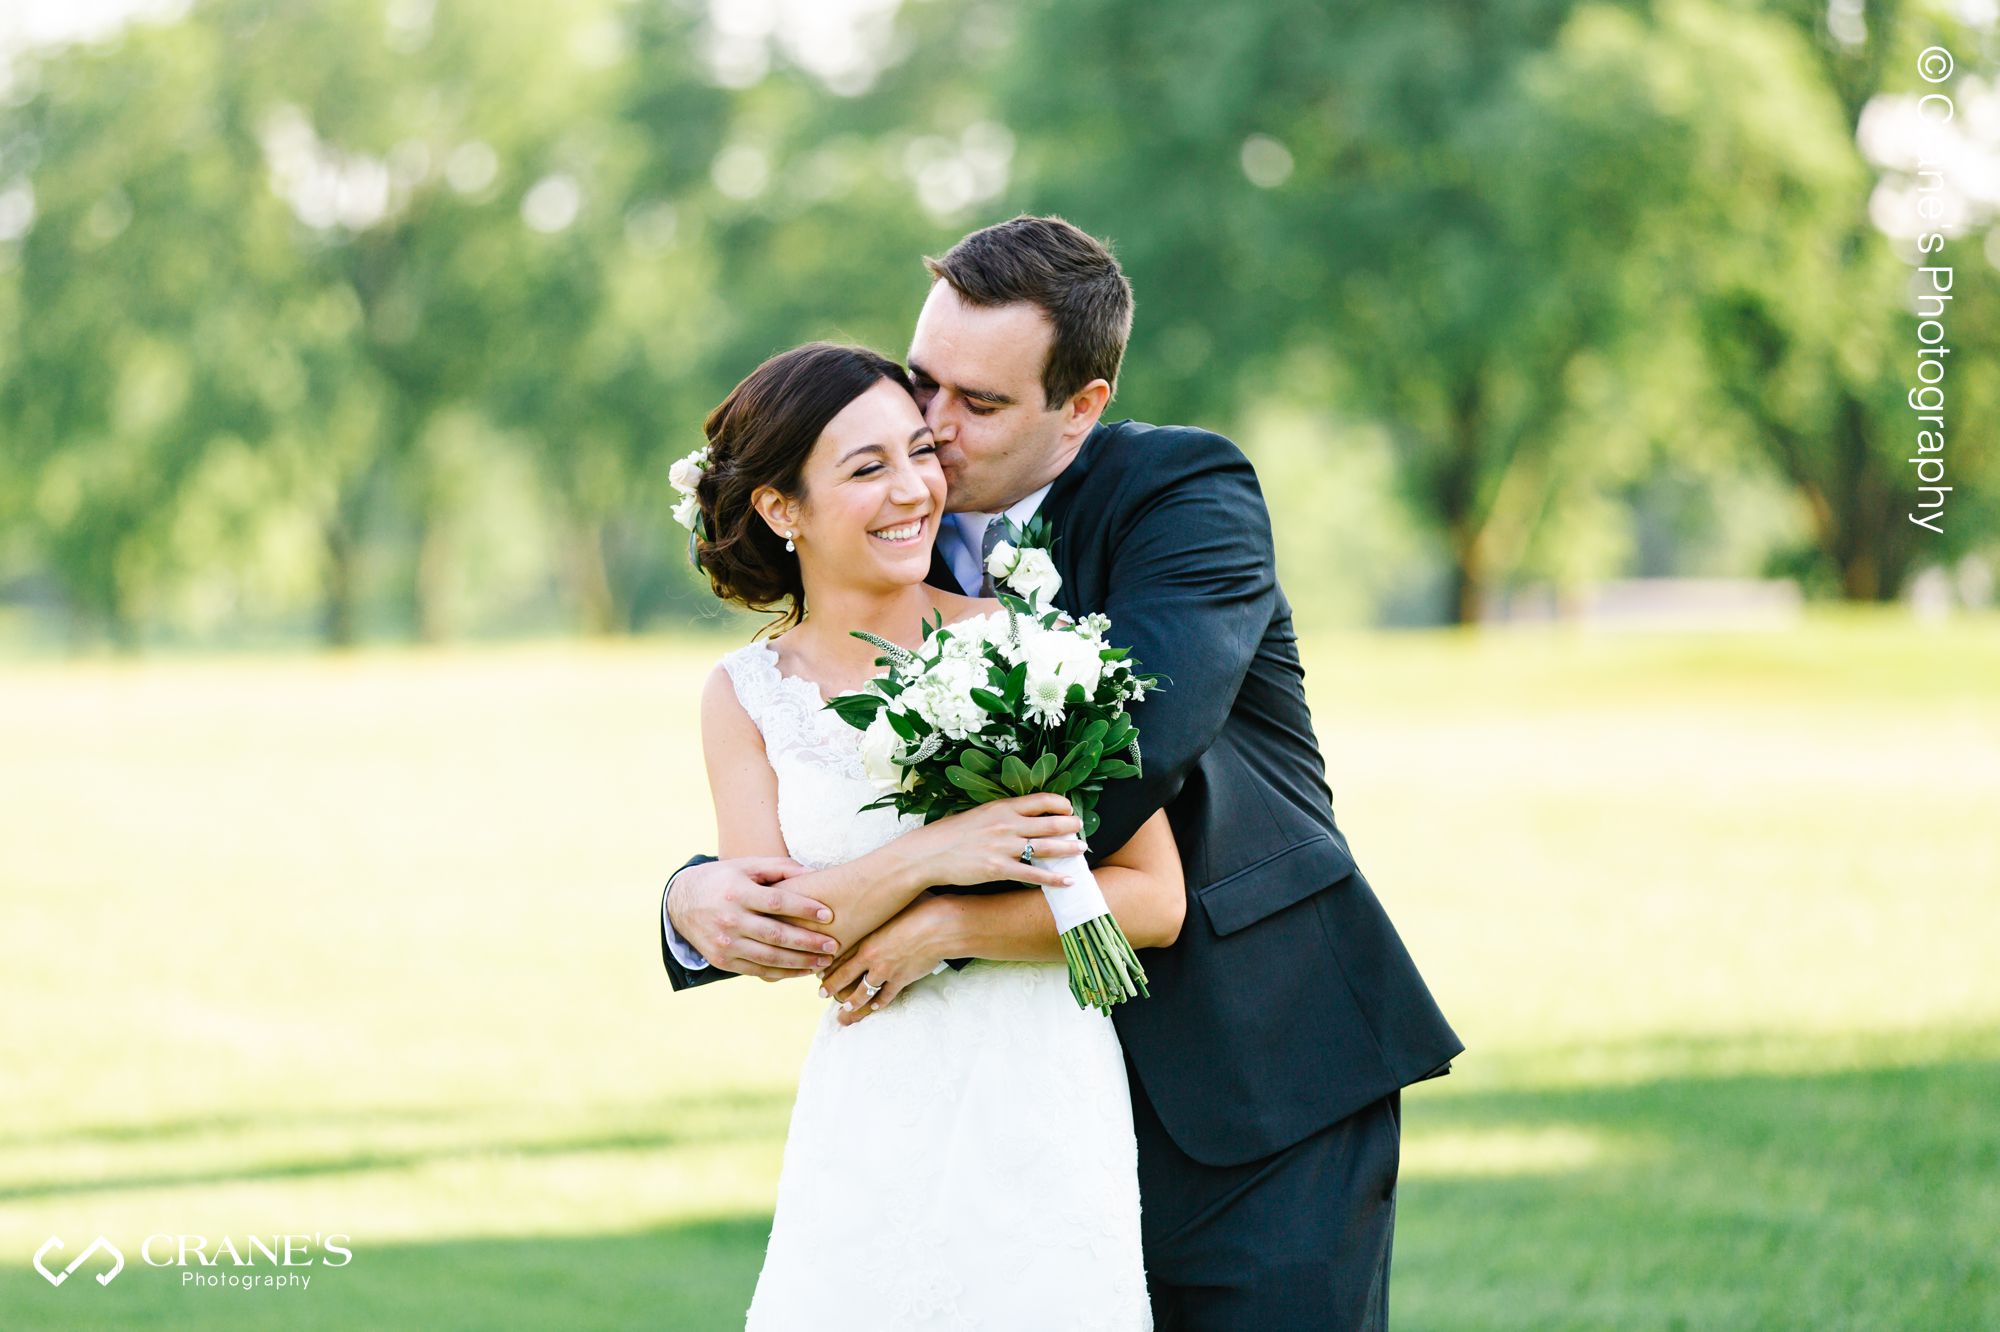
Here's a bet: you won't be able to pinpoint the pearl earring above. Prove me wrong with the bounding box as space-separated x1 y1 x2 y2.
784 530 796 553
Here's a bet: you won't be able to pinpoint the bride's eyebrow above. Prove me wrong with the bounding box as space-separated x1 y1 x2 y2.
838 427 935 468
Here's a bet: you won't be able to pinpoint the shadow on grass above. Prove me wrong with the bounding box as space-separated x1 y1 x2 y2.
0 1089 793 1204
5 1053 1995 1330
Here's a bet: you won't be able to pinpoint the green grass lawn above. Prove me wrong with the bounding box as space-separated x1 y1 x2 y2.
2 610 1995 1330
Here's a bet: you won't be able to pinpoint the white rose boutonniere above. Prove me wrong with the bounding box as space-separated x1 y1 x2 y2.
984 515 1063 605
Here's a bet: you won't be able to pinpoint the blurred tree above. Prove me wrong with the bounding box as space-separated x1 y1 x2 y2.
4 0 1988 649
1692 0 2000 599
994 0 1996 620
0 15 298 648
222 0 652 643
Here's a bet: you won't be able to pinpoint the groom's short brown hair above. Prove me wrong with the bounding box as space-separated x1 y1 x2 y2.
923 215 1134 408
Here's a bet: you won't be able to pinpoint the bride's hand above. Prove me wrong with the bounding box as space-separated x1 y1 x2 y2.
823 894 951 1025
908 792 1087 889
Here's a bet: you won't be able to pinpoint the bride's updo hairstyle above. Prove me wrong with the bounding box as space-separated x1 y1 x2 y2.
692 342 918 633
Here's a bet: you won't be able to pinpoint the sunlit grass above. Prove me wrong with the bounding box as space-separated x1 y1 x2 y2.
2 609 1995 1328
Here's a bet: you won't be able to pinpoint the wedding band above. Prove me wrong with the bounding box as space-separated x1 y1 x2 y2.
860 977 882 998
1019 841 1036 866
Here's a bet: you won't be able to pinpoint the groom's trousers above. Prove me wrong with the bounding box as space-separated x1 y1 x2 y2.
1129 1053 1401 1332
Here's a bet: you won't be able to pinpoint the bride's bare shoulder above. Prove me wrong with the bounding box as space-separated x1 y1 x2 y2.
700 647 766 746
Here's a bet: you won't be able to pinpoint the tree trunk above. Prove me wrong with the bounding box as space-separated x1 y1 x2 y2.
413 514 455 645
1443 530 1488 626
322 516 360 649
1436 376 1490 626
566 519 620 636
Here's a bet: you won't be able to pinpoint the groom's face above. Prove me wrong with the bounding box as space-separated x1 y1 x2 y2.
907 281 1075 514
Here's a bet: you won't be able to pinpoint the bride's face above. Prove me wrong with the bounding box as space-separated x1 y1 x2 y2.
760 379 946 593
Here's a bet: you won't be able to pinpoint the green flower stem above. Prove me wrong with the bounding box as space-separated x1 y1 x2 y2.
1057 913 1151 1013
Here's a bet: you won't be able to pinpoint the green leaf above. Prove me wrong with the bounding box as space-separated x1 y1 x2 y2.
1096 760 1140 780
824 693 882 728
947 766 1010 801
960 748 999 775
1001 754 1034 795
1057 740 1103 781
886 709 920 742
1029 751 1058 787
969 687 1008 713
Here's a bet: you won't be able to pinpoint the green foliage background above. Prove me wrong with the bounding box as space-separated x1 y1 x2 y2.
0 0 1993 648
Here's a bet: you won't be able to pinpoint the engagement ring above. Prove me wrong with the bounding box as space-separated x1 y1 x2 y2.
1019 841 1036 865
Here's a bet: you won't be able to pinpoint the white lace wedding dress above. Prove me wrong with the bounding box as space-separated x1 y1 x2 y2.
721 638 1151 1331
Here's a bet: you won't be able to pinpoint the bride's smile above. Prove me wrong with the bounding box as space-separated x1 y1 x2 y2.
868 516 926 544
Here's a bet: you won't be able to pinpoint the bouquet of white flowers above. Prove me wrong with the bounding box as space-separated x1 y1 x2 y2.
825 544 1162 1013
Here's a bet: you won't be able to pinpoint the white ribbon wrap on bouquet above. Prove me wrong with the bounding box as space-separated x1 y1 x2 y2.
921 852 1109 980
1034 852 1110 933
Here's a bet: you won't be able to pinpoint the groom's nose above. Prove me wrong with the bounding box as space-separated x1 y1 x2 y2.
923 391 956 443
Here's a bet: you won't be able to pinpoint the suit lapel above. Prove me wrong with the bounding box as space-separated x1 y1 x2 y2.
1040 421 1116 613
926 530 961 594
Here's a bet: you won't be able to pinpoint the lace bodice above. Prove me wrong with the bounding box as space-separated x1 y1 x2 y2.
717 638 918 870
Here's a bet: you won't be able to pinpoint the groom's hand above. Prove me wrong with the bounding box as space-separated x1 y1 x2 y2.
668 857 838 981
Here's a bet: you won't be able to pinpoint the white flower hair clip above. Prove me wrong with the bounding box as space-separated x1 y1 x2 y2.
670 445 711 535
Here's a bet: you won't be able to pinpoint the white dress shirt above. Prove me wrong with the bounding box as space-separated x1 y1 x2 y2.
664 481 1058 971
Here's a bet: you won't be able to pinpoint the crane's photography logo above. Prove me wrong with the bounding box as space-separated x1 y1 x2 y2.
34 1235 125 1287
1903 44 1960 537
32 1232 352 1292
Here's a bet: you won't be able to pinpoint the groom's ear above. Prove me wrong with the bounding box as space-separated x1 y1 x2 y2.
1059 379 1112 443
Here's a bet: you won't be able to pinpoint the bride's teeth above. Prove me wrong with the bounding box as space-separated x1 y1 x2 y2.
872 519 924 542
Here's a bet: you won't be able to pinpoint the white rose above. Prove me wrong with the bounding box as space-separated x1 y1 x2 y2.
1021 626 1105 715
669 452 705 494
984 539 1019 583
1006 547 1062 603
858 712 903 788
672 493 701 532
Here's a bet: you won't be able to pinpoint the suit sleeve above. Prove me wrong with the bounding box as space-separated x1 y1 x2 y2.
660 854 744 991
1086 433 1278 861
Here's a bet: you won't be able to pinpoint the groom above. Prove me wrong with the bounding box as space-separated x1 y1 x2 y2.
660 215 1462 1329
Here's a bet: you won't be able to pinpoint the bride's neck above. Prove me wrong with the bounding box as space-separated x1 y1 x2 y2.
784 576 938 675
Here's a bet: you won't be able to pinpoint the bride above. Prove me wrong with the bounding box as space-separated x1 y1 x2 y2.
682 342 1184 1329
